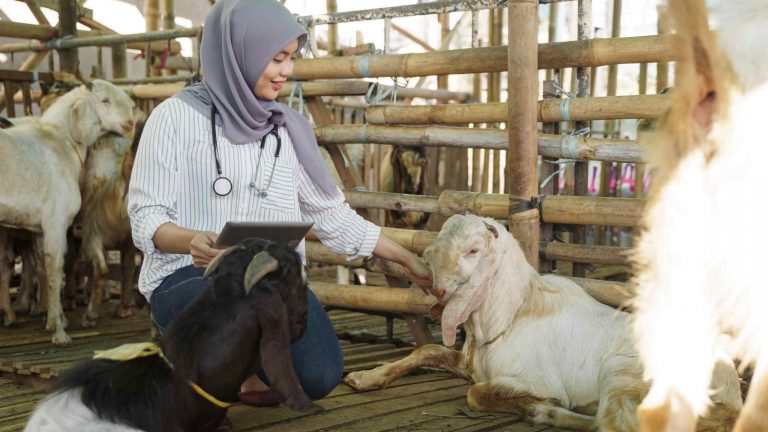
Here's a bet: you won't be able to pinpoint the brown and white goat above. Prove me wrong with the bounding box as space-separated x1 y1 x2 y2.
632 1 768 431
77 121 143 327
24 238 320 431
345 214 741 431
0 80 136 344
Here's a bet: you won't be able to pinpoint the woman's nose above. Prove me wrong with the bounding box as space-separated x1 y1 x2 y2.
281 61 293 77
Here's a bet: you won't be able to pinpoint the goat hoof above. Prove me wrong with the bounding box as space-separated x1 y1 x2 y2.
61 298 77 311
81 313 98 328
114 305 134 319
28 304 43 317
1 310 17 327
343 371 383 391
13 301 30 315
51 330 72 346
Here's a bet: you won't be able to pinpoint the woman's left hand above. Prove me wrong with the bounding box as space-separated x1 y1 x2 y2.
403 256 433 295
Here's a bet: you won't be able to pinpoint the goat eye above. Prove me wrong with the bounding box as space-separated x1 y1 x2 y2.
102 98 110 104
467 248 479 255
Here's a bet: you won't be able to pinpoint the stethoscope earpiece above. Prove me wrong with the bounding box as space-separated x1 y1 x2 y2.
210 105 281 198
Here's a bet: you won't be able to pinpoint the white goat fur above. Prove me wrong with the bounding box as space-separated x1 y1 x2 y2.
0 81 135 344
633 1 768 431
346 215 742 431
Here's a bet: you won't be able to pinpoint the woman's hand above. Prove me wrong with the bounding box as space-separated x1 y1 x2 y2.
190 231 225 267
403 255 434 295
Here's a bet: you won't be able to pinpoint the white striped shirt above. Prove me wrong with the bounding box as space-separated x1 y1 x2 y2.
128 98 380 300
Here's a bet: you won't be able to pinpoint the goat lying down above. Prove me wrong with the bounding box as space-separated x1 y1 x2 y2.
0 79 135 345
632 1 768 431
24 239 321 432
345 215 742 431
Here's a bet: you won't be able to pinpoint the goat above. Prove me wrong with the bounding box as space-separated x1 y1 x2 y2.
0 79 136 344
24 238 321 431
631 1 768 431
345 214 742 431
380 146 429 229
77 121 144 327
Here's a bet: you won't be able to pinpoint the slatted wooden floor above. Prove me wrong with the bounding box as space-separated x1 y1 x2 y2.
0 271 565 431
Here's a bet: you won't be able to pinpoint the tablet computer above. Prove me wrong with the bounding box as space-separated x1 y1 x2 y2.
214 221 314 249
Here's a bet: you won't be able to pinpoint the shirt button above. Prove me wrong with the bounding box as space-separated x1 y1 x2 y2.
248 182 256 189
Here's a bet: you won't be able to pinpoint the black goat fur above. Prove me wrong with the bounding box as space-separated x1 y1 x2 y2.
46 238 321 431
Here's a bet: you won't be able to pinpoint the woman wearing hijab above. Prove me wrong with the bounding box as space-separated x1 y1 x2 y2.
127 0 432 412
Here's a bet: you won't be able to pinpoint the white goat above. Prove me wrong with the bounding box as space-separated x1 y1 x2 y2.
345 214 742 431
632 1 768 431
0 80 135 345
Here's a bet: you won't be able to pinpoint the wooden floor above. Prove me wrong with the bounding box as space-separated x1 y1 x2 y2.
0 274 566 431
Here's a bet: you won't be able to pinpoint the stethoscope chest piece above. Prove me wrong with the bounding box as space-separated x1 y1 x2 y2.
213 176 233 196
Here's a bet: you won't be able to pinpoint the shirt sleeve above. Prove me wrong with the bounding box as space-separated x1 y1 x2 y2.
297 165 380 261
127 100 179 256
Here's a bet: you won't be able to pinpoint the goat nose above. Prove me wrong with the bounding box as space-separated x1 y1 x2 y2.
433 287 446 300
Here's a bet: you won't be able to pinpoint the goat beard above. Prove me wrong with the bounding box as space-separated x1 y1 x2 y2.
439 283 487 347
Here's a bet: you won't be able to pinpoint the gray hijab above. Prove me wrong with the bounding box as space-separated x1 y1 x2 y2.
175 0 337 196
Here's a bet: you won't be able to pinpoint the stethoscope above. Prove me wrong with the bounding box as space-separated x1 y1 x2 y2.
211 104 282 197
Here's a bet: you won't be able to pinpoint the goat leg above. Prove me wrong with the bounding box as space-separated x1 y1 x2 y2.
344 344 469 391
13 243 35 315
42 229 71 346
468 377 597 431
0 230 17 326
114 244 137 318
81 262 103 328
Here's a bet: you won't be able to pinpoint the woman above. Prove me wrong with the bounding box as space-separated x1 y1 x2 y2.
127 0 432 416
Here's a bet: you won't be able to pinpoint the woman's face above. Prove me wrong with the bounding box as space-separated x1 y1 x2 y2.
253 38 299 101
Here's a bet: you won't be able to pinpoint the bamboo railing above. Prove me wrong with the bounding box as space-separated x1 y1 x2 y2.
315 124 644 163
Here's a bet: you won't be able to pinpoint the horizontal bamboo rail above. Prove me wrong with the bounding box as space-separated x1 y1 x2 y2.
541 242 630 265
0 21 103 40
305 241 409 279
315 124 644 163
292 35 675 80
340 191 644 228
366 94 669 124
0 27 199 53
121 80 471 102
309 276 632 311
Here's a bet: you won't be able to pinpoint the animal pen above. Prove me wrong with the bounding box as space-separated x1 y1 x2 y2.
0 0 677 430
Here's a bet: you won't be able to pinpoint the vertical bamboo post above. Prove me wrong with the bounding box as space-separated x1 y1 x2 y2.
572 0 592 277
635 63 648 199
540 79 560 273
326 0 338 56
57 0 78 73
145 0 160 77
161 0 175 76
507 0 539 269
471 62 483 193
656 6 670 92
545 2 559 82
491 8 503 194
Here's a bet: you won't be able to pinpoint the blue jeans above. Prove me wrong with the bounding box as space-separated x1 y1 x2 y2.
150 265 343 400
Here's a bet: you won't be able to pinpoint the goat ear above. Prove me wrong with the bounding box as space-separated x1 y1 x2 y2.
69 97 97 144
203 246 239 279
483 222 499 239
254 293 323 414
243 251 279 296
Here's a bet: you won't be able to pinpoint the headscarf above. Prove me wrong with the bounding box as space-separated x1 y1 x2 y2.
175 0 337 195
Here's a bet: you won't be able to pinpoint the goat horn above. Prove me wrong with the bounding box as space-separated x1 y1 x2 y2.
244 251 279 296
483 222 499 239
74 66 94 91
203 246 239 279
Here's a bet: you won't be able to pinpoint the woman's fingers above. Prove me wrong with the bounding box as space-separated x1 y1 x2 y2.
191 231 225 267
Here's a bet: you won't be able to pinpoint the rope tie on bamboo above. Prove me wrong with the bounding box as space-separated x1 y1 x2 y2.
561 127 590 160
358 49 383 78
287 81 311 120
43 35 75 50
509 195 540 214
358 123 368 144
553 82 576 122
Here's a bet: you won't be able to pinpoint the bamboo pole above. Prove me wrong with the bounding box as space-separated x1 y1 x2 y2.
365 94 668 124
290 35 675 80
316 39 375 56
339 191 643 227
78 16 182 55
0 28 199 53
507 0 539 267
541 242 629 265
489 8 502 194
57 0 78 74
310 278 633 312
298 0 504 26
572 0 592 278
326 0 338 56
315 124 644 163
540 79 560 273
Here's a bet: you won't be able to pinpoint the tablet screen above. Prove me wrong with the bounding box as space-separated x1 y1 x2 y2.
214 221 314 248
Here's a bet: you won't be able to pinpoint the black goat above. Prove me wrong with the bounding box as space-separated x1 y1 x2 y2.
24 238 321 432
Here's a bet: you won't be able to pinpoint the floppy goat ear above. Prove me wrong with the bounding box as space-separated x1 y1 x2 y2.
69 97 99 145
246 252 323 414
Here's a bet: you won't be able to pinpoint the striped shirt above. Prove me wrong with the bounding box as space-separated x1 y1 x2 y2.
128 98 381 300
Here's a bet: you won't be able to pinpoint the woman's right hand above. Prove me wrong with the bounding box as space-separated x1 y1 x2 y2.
190 231 225 267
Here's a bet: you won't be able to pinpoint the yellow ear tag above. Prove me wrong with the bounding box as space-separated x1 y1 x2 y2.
94 342 163 362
